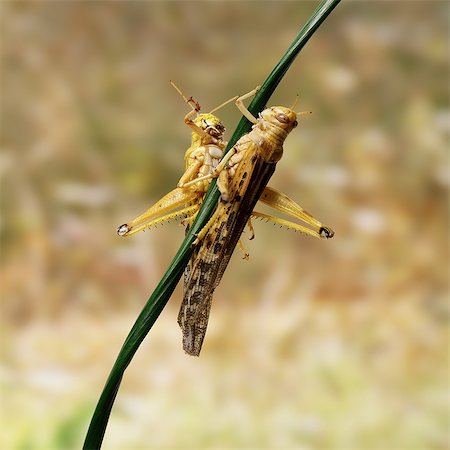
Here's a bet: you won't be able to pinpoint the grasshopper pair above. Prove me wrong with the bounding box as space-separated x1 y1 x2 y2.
118 85 334 356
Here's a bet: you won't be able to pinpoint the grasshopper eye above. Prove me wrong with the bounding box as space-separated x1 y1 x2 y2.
293 120 298 128
275 113 289 124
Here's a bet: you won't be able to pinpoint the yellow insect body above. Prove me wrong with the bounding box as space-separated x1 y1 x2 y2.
117 92 230 237
179 113 225 195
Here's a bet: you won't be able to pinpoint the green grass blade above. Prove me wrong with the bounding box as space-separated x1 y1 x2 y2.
83 1 340 448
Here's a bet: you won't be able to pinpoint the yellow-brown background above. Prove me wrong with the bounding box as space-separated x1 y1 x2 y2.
1 2 448 449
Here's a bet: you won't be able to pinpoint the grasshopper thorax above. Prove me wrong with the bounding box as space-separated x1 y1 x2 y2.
260 106 298 133
194 113 226 139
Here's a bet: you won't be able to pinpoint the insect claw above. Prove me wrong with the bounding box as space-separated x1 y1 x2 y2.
117 224 131 236
319 227 335 239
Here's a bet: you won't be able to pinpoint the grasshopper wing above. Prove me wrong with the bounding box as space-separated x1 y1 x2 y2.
178 142 277 356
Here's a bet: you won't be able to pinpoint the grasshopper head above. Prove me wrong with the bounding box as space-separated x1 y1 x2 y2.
261 106 298 132
194 113 226 139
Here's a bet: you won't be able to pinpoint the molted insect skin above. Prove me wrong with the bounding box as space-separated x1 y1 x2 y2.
116 111 227 237
179 106 299 356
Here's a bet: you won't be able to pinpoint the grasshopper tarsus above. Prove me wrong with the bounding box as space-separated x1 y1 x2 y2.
117 224 131 236
319 226 335 239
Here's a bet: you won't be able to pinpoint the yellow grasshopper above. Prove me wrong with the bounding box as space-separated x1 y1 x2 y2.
117 83 237 237
179 87 334 356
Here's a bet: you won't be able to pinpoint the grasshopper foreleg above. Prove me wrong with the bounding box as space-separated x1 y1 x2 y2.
235 86 260 124
246 217 255 240
177 158 204 188
192 205 222 245
237 239 250 260
182 145 238 189
184 108 221 146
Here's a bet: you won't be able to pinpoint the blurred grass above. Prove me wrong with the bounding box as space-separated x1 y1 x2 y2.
1 2 448 449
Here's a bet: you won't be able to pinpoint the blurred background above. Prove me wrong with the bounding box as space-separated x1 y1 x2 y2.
1 1 448 449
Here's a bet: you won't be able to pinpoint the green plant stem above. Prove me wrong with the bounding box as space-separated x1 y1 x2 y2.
83 1 340 448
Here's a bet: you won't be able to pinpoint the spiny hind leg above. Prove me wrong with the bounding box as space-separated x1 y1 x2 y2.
121 204 199 236
251 211 329 239
257 186 334 239
117 187 200 236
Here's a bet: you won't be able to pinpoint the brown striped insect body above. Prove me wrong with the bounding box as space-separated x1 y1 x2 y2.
179 95 334 356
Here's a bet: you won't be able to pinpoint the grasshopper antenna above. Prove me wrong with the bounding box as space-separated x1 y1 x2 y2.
296 111 313 116
291 94 312 116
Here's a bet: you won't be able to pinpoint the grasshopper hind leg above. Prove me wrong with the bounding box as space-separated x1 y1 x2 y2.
254 186 335 239
117 187 201 236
